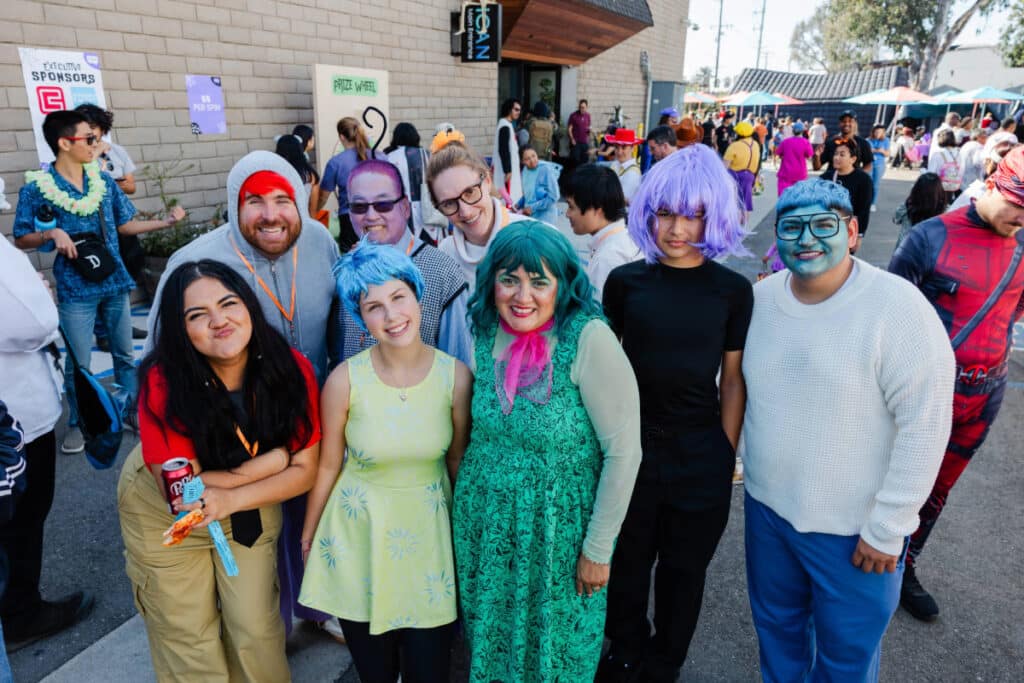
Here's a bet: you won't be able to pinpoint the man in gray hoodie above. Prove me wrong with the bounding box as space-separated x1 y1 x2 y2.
145 150 339 633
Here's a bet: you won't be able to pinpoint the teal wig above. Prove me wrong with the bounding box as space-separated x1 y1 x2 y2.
333 237 425 333
467 220 602 336
777 178 853 216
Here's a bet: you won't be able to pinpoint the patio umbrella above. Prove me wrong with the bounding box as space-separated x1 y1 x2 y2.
772 92 804 116
722 90 787 107
683 91 717 105
948 86 1020 119
844 86 933 105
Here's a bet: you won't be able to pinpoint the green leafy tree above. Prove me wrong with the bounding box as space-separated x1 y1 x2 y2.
999 1 1024 66
693 66 714 90
833 0 1003 90
790 5 878 72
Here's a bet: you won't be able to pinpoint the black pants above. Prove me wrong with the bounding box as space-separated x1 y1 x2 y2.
605 430 732 682
337 213 358 253
0 430 56 626
339 618 454 683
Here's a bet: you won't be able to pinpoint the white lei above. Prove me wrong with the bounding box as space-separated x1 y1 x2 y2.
25 162 106 216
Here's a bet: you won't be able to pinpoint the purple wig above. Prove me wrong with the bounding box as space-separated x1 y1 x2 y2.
627 144 750 263
347 159 405 198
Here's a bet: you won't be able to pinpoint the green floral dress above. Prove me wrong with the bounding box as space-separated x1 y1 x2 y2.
453 312 606 682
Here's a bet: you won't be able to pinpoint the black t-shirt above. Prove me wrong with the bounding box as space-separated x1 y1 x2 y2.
821 134 873 173
715 123 735 154
827 168 873 235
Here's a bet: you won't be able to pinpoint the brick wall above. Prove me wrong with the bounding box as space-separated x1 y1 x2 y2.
1 0 498 274
577 0 688 135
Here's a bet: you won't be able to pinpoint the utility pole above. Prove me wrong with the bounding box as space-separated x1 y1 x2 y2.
755 0 767 69
712 0 725 89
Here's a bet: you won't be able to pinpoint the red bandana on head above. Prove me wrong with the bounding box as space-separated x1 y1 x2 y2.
238 171 296 209
988 146 1024 208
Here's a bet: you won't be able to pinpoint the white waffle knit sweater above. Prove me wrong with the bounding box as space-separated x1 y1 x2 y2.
740 259 955 555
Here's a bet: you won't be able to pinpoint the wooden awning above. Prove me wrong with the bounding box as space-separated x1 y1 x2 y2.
499 0 654 65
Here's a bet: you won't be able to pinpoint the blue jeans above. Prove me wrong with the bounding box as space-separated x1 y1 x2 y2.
871 160 885 204
744 492 904 683
58 293 136 427
0 617 11 683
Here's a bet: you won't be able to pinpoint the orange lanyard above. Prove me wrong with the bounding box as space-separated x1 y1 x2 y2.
593 224 626 250
231 238 298 324
234 424 259 458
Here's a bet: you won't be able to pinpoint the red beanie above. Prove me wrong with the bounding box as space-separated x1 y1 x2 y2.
238 171 296 208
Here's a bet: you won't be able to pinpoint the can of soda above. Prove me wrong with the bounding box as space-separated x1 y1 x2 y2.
161 458 194 514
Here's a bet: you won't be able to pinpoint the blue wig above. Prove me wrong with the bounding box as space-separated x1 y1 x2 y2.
467 220 602 337
333 237 425 333
776 178 853 216
628 144 750 263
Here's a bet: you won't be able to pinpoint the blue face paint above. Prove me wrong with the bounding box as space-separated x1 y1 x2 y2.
775 201 850 278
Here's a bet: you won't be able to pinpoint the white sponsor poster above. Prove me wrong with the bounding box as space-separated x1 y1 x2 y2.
19 47 107 165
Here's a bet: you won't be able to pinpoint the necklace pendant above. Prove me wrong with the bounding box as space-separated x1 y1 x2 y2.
399 390 408 402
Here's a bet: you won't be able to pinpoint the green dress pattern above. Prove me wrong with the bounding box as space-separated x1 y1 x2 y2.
299 349 457 634
453 312 606 682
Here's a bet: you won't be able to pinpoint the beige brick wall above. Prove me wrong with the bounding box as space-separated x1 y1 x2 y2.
1 0 498 273
578 0 688 135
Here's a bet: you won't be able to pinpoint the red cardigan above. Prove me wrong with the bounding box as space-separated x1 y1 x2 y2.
139 348 321 466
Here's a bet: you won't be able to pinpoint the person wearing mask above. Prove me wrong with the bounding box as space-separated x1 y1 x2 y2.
493 99 523 206
723 121 762 214
568 99 593 165
868 124 890 212
340 159 472 367
563 163 639 298
453 222 641 682
889 146 1024 623
0 237 93 652
743 178 953 682
426 139 531 292
145 150 341 641
598 145 751 683
825 139 873 252
814 110 873 175
517 145 561 226
774 121 813 196
300 241 471 683
13 110 184 454
319 116 386 252
121 260 322 681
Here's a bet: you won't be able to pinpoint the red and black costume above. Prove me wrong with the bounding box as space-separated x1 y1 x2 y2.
889 202 1024 566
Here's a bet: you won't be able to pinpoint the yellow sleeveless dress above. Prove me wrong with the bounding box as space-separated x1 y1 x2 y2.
299 348 457 634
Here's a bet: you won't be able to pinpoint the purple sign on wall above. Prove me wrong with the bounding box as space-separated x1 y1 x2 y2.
185 75 226 135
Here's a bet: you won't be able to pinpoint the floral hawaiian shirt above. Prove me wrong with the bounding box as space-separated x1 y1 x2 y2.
13 164 137 302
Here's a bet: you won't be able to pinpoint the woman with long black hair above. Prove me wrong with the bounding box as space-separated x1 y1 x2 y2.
117 259 322 682
276 133 321 219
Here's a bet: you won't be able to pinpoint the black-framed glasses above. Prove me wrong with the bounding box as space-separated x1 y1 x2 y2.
63 135 98 146
436 176 485 216
775 212 846 241
349 196 404 214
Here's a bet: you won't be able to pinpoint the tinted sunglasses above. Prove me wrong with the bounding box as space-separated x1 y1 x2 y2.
349 196 404 214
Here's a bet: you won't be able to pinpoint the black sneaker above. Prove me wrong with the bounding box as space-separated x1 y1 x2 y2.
900 565 939 622
595 652 642 683
4 591 95 653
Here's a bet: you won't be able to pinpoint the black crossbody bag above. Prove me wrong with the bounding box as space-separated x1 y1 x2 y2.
68 208 117 282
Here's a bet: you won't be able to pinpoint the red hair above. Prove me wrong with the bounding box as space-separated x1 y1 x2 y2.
238 171 296 208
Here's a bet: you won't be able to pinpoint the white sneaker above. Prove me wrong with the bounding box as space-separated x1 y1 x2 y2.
871 204 877 212
61 427 85 454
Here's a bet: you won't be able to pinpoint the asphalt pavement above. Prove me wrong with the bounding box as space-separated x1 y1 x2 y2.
9 164 1024 682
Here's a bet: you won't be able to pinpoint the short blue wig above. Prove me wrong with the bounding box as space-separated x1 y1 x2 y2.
628 143 750 262
777 178 853 216
333 237 425 333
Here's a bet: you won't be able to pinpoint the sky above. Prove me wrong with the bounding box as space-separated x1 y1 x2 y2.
682 0 1010 87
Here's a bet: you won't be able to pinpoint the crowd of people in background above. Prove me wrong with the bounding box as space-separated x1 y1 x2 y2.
1 87 1022 683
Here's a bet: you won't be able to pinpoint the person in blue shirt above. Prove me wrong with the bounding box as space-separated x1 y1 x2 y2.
516 145 561 226
868 124 891 212
13 110 183 454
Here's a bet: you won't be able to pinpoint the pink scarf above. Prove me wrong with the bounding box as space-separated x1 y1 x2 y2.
497 318 554 413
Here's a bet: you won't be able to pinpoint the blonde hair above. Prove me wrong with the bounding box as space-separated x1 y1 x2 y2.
337 116 370 161
425 140 491 203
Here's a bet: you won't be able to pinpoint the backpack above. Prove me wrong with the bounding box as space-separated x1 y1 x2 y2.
58 328 125 469
938 149 962 192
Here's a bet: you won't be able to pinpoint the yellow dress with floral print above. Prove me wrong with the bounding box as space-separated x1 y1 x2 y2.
299 348 457 634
